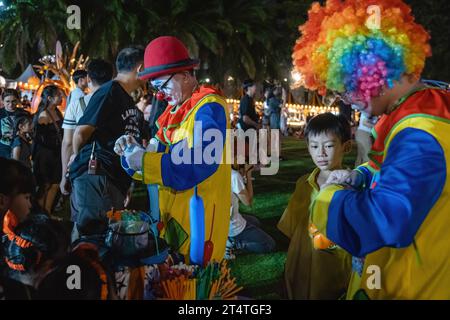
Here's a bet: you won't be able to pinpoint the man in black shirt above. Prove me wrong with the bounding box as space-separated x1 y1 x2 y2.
69 46 145 237
238 79 261 131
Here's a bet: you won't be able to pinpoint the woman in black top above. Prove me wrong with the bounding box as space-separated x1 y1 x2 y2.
11 114 34 168
32 85 64 214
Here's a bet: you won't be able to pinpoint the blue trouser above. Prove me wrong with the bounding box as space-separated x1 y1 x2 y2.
229 214 276 254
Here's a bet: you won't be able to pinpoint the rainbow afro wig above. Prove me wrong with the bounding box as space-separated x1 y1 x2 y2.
292 0 431 105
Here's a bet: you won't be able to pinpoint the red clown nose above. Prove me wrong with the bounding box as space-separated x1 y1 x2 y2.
156 91 166 101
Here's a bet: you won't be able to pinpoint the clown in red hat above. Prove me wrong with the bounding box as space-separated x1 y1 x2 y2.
114 36 231 264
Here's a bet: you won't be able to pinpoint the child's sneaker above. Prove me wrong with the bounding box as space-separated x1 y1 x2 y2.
224 237 236 260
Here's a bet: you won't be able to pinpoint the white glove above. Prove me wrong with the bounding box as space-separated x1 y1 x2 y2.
321 169 363 191
146 138 159 152
124 144 146 171
114 134 139 156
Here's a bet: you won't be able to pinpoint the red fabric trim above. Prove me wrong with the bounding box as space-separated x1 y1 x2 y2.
155 85 223 145
369 89 450 168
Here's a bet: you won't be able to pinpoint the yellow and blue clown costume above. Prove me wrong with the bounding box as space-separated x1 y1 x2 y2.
122 85 231 264
312 88 450 299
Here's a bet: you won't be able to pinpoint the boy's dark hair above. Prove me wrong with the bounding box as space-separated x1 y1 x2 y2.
86 59 113 86
116 46 144 73
305 113 351 143
0 158 34 196
72 70 88 84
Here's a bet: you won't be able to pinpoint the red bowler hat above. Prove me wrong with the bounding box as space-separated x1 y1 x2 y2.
138 36 200 80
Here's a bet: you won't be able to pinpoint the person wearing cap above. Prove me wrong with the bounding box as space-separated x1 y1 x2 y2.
114 36 231 263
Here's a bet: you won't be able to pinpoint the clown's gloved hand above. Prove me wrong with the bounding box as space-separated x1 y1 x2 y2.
114 134 139 156
123 144 146 171
146 138 159 153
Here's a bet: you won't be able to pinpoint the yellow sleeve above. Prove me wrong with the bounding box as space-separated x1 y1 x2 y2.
277 174 311 239
142 152 164 185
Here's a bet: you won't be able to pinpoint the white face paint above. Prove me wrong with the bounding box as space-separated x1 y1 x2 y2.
151 73 184 106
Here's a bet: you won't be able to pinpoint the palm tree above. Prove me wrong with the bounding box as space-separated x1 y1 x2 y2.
134 0 222 62
0 0 67 75
141 0 288 83
65 0 142 63
203 0 307 86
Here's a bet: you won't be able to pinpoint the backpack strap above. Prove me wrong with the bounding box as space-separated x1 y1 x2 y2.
79 96 87 113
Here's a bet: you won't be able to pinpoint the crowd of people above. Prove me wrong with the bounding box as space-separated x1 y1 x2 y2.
1 0 449 301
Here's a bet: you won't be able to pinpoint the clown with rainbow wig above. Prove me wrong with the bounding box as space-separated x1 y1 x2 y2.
293 0 450 299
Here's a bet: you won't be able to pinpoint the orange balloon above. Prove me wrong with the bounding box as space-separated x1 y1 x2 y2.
313 233 335 250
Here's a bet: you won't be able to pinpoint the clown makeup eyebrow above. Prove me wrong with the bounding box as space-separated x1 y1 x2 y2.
151 74 175 92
